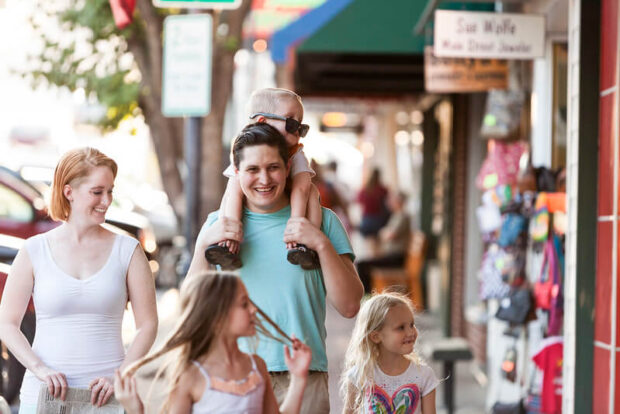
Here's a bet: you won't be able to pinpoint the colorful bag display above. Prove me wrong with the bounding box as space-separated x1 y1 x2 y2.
498 214 527 247
530 197 549 242
476 140 529 190
496 288 534 325
534 239 556 310
547 235 564 335
480 247 511 300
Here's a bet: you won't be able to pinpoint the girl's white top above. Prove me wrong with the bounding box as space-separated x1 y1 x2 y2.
363 361 439 414
191 355 265 414
19 233 137 405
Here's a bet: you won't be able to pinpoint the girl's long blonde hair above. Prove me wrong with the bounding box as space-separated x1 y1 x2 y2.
340 291 422 413
124 271 240 412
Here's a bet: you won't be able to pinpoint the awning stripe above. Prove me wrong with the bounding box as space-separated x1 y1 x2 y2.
270 0 354 64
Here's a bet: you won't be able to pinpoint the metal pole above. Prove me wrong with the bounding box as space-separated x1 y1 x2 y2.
184 116 201 256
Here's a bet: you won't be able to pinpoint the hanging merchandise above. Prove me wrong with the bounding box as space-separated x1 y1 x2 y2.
492 401 526 414
491 185 514 207
498 214 527 247
520 191 537 218
476 140 529 190
541 192 567 236
532 337 563 414
480 246 511 300
477 202 503 234
534 239 557 310
496 288 534 325
547 234 564 336
543 193 566 213
500 249 526 286
525 394 543 414
530 194 550 243
534 167 557 192
501 345 518 383
481 89 526 139
525 362 544 414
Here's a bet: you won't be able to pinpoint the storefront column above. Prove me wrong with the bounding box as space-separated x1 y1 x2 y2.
565 0 599 413
450 94 469 337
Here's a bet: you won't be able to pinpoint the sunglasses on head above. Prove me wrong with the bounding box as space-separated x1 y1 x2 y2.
250 112 310 138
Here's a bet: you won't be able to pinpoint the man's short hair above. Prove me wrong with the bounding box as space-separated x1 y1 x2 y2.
232 123 290 169
246 88 303 117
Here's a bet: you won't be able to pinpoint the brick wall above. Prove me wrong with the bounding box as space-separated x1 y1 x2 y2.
593 0 620 412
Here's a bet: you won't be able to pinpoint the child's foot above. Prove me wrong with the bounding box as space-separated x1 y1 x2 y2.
287 244 320 270
205 244 242 270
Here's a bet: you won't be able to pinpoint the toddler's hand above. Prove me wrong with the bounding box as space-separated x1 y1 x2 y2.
284 335 312 379
283 217 325 251
114 370 144 414
226 239 240 255
197 217 243 248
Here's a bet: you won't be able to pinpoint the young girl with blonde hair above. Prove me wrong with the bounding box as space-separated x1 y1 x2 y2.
114 271 311 414
341 291 438 414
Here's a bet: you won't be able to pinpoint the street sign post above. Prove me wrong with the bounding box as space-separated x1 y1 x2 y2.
162 14 213 255
154 0 241 9
162 14 212 117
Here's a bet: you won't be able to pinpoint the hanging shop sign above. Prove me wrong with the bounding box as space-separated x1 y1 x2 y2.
424 46 508 93
433 10 545 59
162 14 212 117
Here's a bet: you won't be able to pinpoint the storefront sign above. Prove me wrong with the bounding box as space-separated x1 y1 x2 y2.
424 46 508 93
433 10 545 59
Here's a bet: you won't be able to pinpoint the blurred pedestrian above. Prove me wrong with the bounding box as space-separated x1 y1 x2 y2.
206 88 322 270
0 147 158 413
340 291 438 414
115 271 312 414
356 168 390 254
319 161 352 233
355 191 410 293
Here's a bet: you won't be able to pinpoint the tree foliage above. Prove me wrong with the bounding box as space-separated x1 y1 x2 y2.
22 0 252 227
25 0 142 129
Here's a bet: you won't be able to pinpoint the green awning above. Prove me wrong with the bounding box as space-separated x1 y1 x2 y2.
297 0 493 55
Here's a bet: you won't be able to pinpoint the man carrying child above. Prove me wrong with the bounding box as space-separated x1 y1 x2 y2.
187 90 363 413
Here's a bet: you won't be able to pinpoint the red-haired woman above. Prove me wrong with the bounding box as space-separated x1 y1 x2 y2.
0 147 157 413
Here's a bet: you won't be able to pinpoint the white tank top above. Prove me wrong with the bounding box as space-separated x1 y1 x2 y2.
191 354 265 414
19 233 138 405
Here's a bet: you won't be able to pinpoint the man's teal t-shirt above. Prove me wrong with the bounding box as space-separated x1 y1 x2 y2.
204 205 354 372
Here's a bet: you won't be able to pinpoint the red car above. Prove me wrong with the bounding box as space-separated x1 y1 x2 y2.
0 167 59 239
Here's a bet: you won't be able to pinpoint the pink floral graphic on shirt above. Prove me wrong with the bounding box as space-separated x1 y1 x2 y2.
367 384 420 414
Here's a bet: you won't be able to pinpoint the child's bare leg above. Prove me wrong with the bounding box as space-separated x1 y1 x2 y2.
288 172 313 249
205 176 244 269
222 177 244 254
287 173 321 269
